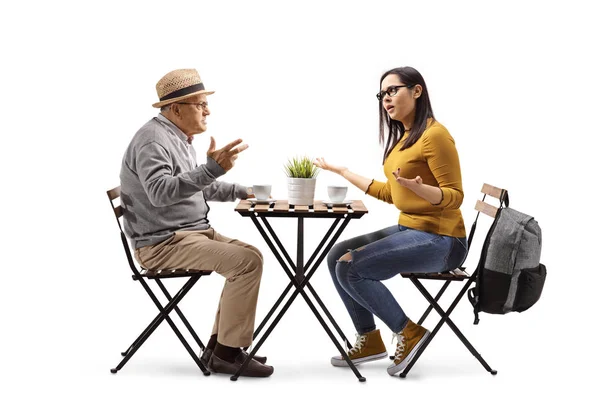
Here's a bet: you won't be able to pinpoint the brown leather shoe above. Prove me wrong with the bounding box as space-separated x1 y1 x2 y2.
200 348 213 370
201 348 267 369
242 350 267 364
208 352 274 377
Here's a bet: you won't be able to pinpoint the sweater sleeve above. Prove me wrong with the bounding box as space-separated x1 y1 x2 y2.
422 127 464 209
136 142 226 207
366 178 393 204
202 181 248 201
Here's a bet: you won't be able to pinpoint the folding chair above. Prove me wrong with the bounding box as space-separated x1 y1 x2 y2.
394 183 505 378
107 186 212 376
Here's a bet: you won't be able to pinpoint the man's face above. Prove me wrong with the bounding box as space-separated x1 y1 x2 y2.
170 93 210 135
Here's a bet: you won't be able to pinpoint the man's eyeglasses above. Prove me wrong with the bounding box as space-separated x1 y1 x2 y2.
376 85 414 101
176 102 209 111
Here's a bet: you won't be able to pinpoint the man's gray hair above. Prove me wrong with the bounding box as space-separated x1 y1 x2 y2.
160 104 172 113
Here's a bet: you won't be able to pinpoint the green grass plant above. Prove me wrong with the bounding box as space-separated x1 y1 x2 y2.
284 156 319 179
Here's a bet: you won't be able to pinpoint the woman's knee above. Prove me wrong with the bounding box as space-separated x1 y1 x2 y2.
328 242 349 268
334 261 354 290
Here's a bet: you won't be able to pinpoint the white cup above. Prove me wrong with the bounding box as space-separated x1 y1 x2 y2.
327 185 347 203
253 184 272 201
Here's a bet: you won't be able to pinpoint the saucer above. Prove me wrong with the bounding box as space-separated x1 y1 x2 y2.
324 200 353 207
249 198 276 205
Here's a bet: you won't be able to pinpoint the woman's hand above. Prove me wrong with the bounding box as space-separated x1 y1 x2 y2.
314 158 371 192
392 168 423 189
392 168 443 204
314 157 348 176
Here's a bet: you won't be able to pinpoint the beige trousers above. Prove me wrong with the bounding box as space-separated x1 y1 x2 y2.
134 229 263 348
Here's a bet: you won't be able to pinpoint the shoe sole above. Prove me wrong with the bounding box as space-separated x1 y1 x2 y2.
387 330 431 376
331 351 388 367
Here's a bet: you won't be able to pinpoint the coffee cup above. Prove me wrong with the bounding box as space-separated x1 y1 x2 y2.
327 185 347 203
253 184 272 201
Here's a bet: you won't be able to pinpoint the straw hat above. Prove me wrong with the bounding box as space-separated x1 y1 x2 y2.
152 69 215 108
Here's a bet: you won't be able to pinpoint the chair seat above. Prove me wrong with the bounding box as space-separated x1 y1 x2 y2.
401 268 470 281
133 269 213 280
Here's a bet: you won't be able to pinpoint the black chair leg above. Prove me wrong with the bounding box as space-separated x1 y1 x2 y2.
389 280 454 361
417 281 452 325
398 277 495 377
120 311 164 357
120 277 206 357
111 276 210 376
155 279 206 351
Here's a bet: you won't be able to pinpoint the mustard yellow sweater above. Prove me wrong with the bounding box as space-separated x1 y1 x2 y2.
366 121 466 238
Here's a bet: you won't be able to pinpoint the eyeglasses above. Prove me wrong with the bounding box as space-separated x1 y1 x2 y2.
376 85 414 101
176 102 209 111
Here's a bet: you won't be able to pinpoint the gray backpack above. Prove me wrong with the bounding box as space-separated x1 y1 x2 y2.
468 193 547 324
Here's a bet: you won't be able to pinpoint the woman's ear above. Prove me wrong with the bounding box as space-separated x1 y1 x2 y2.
413 84 423 99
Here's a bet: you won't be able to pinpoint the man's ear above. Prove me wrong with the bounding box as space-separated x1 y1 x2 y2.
171 103 181 117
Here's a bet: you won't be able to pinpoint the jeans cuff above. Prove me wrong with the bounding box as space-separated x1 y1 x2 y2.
357 325 377 335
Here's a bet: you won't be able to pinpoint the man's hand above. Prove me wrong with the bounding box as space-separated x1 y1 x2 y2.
313 157 348 176
207 137 249 172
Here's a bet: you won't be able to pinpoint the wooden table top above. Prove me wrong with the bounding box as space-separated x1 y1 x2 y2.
235 199 368 218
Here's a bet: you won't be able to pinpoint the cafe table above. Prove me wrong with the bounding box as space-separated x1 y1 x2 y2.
231 199 369 381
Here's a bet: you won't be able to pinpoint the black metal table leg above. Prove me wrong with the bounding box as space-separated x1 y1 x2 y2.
232 214 363 381
230 283 303 381
253 281 294 339
258 216 352 348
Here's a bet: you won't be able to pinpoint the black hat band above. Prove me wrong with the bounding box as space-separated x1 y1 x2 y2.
160 83 206 101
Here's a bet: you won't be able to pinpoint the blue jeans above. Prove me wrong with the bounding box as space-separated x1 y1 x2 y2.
327 225 467 334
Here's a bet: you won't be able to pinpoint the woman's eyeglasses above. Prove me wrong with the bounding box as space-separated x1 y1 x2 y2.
376 85 414 101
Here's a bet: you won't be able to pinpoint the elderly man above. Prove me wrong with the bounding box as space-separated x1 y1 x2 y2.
119 69 273 378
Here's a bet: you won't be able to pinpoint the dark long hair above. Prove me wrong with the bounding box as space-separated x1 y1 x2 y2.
379 67 435 163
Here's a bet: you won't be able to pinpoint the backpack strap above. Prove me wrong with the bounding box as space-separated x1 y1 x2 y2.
501 189 509 208
468 190 508 324
460 198 482 269
467 287 480 324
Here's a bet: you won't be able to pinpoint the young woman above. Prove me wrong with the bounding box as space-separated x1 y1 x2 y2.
314 66 467 376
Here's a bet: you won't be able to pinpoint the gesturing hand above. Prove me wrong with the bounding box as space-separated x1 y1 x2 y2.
392 168 423 189
313 157 348 176
207 137 249 172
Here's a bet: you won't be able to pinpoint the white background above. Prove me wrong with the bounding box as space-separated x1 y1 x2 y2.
1 0 598 399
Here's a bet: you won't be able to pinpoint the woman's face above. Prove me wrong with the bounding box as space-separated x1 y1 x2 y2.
380 74 421 125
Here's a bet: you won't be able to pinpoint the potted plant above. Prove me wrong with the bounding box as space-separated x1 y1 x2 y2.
284 156 319 205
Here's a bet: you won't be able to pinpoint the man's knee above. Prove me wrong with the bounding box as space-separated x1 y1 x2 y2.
243 249 263 276
251 246 264 264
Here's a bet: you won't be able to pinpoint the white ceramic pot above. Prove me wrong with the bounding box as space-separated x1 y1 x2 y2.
287 177 316 205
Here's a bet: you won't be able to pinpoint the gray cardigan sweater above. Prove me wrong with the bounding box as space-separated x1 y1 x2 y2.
120 114 248 248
